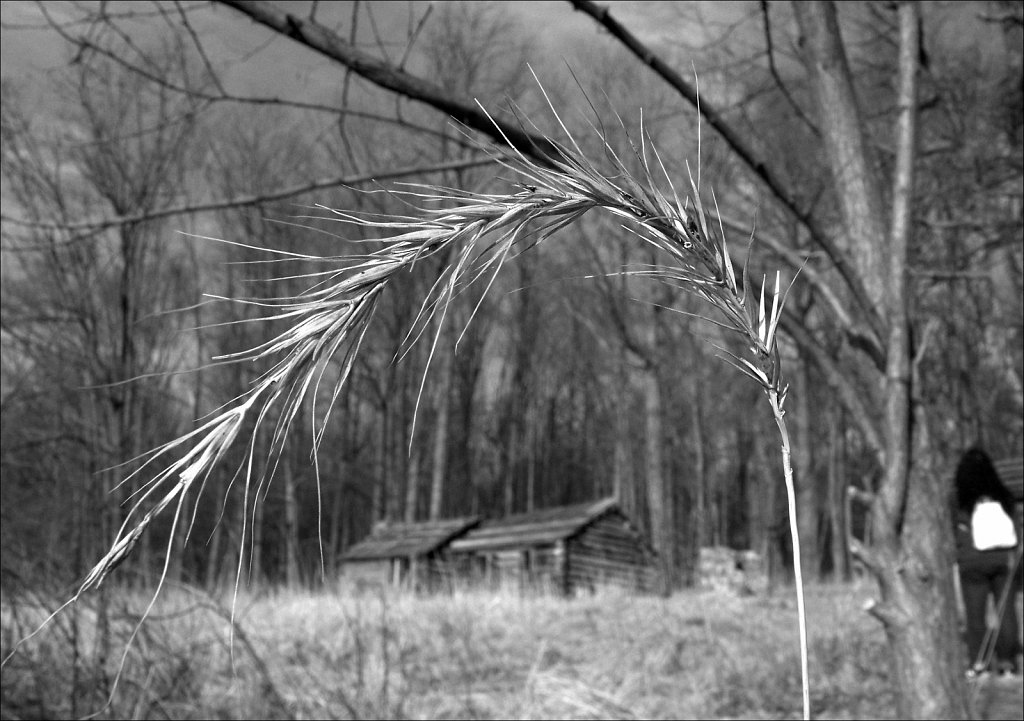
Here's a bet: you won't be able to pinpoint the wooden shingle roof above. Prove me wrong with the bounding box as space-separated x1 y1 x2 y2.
449 497 623 553
341 517 479 561
995 457 1024 502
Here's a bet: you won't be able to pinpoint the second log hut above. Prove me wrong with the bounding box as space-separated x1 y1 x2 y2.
340 516 480 591
447 497 656 594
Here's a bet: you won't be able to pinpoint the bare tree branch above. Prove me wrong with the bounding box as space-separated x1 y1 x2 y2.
1 156 497 237
759 0 821 138
874 0 919 545
397 2 434 72
568 0 885 362
172 0 227 95
25 0 884 369
712 211 882 367
216 0 566 166
33 2 477 150
212 0 888 371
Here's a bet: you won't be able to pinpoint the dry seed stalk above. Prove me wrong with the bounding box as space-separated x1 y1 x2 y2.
2 93 810 720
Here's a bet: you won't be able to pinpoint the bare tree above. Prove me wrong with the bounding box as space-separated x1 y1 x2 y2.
1 45 206 708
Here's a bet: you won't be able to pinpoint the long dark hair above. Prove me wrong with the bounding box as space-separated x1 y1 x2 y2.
954 446 1014 516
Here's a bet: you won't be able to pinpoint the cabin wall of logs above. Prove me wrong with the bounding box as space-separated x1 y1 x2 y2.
341 498 658 595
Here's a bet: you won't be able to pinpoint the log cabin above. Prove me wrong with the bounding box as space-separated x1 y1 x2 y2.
447 497 657 595
340 516 479 591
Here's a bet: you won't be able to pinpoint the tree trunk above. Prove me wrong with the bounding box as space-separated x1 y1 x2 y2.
692 384 707 554
612 387 628 504
749 434 772 574
641 306 674 592
328 475 344 570
117 227 143 580
828 408 850 581
872 410 968 718
216 495 247 589
374 403 389 523
612 345 635 521
796 3 969 716
793 360 819 580
793 2 888 302
251 479 264 585
428 348 452 520
172 283 205 585
283 452 301 587
205 510 223 589
404 416 422 523
526 415 537 512
503 421 517 517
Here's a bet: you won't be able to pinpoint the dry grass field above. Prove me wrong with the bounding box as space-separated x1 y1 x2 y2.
1 581 1019 720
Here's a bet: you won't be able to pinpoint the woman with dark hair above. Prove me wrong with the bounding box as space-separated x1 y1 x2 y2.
953 446 1020 677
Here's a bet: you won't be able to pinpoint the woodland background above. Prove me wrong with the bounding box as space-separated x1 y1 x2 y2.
0 0 1021 597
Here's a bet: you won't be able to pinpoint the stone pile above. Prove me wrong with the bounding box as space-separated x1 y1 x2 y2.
698 546 767 595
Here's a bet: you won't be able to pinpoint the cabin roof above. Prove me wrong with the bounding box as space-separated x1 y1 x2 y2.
449 497 625 553
341 516 480 561
995 457 1024 502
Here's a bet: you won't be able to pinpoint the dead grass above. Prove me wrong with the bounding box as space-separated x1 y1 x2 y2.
1 581 895 720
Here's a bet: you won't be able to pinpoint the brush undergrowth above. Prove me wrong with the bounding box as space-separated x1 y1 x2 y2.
1 582 894 720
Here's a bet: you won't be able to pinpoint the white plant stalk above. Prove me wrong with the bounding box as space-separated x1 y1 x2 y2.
770 389 810 721
2 88 811 719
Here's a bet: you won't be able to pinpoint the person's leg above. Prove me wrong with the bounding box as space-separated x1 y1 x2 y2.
991 565 1021 673
960 565 992 670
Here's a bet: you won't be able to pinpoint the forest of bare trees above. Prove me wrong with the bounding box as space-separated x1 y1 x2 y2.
1 2 1021 718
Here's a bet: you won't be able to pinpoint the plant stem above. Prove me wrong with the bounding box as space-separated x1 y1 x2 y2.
770 389 809 721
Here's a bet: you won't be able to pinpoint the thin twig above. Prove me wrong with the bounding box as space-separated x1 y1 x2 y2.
759 1 820 138
1 156 498 236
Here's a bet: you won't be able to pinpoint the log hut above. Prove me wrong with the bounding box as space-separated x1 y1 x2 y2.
340 516 479 591
447 497 656 595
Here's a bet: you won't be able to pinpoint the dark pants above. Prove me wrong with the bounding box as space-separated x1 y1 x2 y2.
959 552 1020 671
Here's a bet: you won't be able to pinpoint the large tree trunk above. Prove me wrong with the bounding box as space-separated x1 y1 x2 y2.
872 410 967 717
795 3 969 716
794 3 888 302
